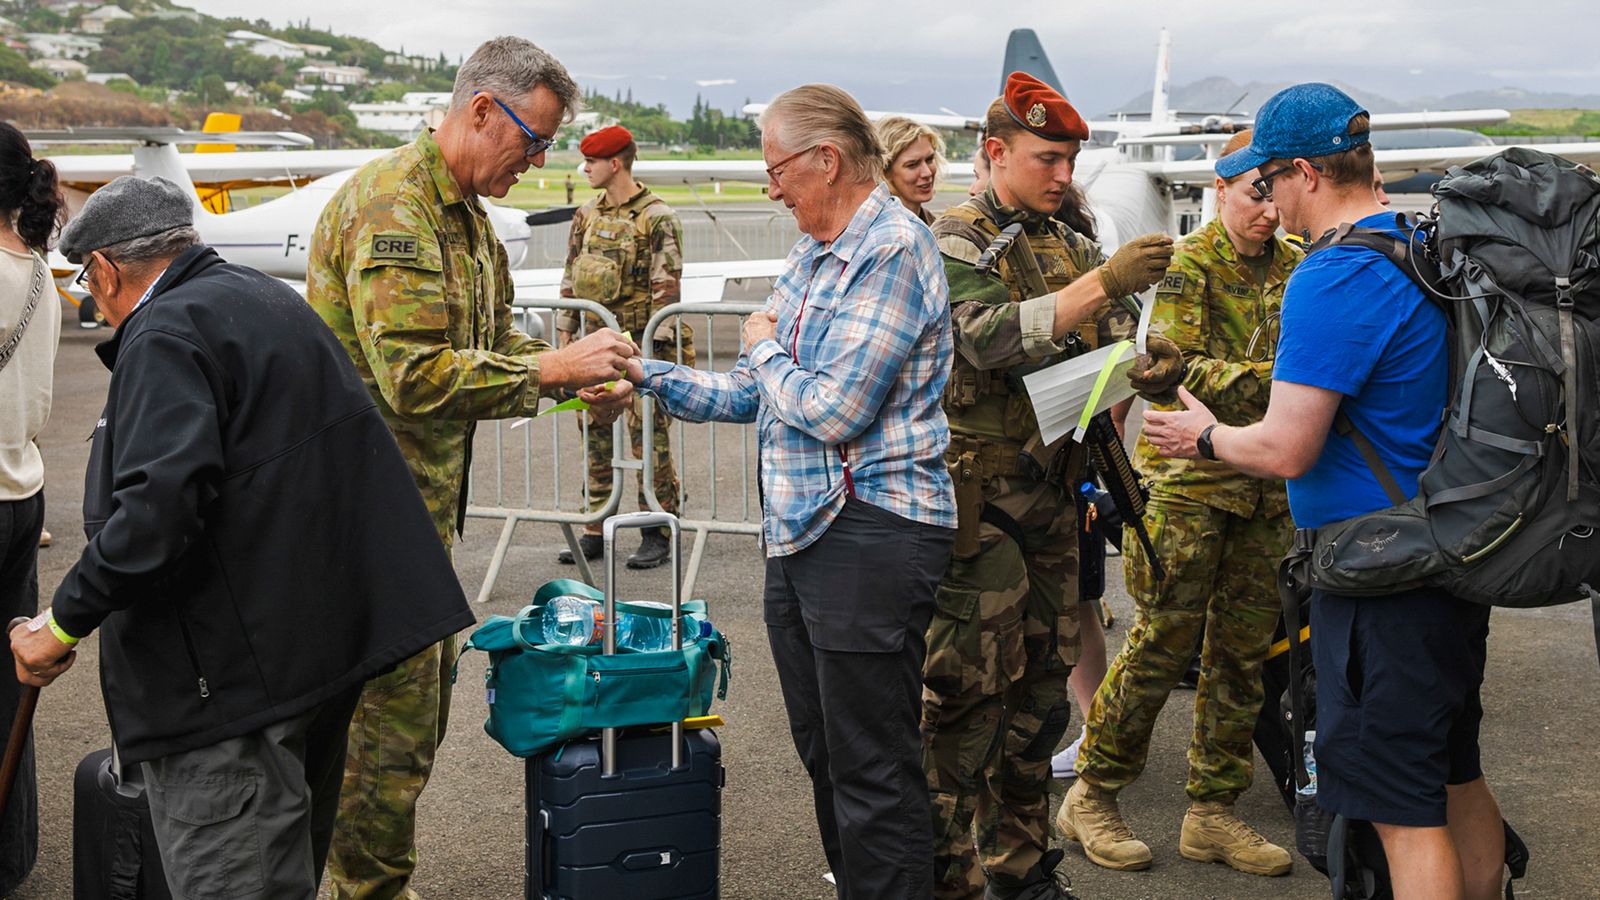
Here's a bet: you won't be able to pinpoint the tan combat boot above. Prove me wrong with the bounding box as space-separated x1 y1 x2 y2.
1055 778 1153 871
1178 801 1293 876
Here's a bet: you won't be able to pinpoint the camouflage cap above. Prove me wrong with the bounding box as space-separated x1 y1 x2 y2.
59 175 193 264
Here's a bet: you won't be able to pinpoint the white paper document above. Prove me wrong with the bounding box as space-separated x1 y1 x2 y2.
1022 289 1157 445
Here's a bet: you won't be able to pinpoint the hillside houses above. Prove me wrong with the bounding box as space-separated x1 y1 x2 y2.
23 32 100 59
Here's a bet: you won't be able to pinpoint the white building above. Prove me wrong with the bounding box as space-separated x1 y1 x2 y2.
85 71 134 85
224 29 304 60
402 91 451 107
384 52 439 72
79 5 135 35
23 32 101 60
32 58 89 79
349 100 447 139
280 88 314 103
294 42 331 58
297 63 367 86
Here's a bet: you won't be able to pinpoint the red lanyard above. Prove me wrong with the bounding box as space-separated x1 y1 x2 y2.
788 271 856 499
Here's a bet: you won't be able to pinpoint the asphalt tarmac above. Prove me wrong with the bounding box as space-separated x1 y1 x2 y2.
12 289 1600 900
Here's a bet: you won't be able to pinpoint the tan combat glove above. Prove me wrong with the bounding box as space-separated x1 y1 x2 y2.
1129 333 1187 404
1097 233 1175 299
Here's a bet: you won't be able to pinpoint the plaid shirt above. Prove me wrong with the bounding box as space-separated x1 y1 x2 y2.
641 184 956 556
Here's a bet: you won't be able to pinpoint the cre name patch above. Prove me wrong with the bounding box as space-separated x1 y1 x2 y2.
1156 273 1185 294
371 233 420 260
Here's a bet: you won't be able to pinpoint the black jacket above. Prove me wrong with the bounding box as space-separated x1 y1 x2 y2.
54 246 474 765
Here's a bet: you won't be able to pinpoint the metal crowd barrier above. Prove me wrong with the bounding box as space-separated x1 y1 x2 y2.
465 297 768 603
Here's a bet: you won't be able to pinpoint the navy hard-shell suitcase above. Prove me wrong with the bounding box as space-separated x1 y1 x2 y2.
524 512 724 899
525 727 723 899
72 748 172 900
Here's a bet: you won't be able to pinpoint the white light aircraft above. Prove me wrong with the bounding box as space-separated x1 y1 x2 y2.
38 128 534 278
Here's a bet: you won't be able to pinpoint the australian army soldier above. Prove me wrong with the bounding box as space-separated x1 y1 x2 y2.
922 72 1185 900
556 124 691 569
306 37 637 898
1062 129 1301 878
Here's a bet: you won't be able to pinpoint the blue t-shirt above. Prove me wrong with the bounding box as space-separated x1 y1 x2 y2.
1273 212 1449 529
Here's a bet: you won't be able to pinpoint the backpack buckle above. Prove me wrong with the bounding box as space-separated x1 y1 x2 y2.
1554 276 1575 308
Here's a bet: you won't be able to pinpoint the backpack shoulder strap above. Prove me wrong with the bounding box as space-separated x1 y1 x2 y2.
1309 214 1448 306
1334 408 1410 506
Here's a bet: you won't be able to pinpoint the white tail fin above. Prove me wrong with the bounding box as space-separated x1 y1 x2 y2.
1150 28 1172 128
132 144 214 221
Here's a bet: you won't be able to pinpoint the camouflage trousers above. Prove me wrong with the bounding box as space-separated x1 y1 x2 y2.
1076 489 1290 803
923 474 1081 899
583 333 691 525
327 631 459 900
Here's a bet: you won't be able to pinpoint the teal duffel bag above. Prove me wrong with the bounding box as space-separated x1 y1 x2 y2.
458 579 730 758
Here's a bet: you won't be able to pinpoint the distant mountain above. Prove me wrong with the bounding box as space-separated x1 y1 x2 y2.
1407 87 1600 111
1107 78 1600 118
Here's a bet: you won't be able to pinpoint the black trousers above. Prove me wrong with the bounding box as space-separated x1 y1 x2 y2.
0 491 43 896
764 498 954 900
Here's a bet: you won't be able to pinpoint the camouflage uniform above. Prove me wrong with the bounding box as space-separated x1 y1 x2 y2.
923 188 1138 898
1076 216 1302 803
556 185 691 521
307 130 554 899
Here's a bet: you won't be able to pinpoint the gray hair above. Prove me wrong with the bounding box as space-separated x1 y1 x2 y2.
99 226 201 268
451 36 581 123
759 84 883 185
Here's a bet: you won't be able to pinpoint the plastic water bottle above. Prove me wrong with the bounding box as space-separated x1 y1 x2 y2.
541 595 604 646
1298 730 1318 798
616 601 678 652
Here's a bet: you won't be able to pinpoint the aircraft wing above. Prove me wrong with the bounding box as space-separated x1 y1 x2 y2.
1125 141 1600 185
630 159 769 183
1366 142 1600 180
631 159 976 186
510 259 786 304
740 103 978 132
47 148 390 187
1368 110 1510 130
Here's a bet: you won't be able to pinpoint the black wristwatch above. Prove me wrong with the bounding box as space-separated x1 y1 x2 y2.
1196 424 1219 461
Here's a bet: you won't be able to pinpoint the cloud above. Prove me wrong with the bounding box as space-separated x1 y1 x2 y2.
695 79 737 87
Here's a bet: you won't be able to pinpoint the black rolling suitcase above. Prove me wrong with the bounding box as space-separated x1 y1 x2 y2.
524 512 724 900
72 748 172 900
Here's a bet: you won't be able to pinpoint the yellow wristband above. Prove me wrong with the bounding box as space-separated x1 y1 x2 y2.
47 612 80 646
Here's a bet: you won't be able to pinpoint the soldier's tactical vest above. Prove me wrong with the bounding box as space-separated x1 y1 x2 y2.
569 191 662 332
935 198 1102 448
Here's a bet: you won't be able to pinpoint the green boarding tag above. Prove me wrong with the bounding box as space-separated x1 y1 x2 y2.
370 232 420 261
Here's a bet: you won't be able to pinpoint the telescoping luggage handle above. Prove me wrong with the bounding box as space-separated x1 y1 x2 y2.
602 511 683 776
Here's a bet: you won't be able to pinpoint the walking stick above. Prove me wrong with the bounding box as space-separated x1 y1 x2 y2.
0 616 41 819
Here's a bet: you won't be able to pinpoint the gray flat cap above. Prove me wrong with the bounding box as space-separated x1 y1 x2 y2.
60 176 194 264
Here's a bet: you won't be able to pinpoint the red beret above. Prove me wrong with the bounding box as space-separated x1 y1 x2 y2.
1002 72 1088 142
579 125 633 158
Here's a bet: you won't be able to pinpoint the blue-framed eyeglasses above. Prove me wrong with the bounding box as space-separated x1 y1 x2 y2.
476 91 555 159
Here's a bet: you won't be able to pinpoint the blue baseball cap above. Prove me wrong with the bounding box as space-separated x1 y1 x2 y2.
1215 82 1369 179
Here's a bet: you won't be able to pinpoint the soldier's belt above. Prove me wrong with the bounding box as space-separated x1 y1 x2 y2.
946 434 1028 480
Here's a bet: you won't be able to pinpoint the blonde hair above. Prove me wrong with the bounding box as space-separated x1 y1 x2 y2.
875 116 946 179
759 84 884 185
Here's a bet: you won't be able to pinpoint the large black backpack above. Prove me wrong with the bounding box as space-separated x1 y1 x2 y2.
1286 147 1600 617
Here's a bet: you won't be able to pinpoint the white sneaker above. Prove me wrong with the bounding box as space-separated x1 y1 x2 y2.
1052 730 1085 780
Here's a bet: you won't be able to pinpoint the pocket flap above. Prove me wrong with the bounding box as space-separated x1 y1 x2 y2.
934 584 980 622
153 776 256 827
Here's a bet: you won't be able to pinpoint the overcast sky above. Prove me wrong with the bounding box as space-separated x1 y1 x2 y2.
184 0 1600 118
